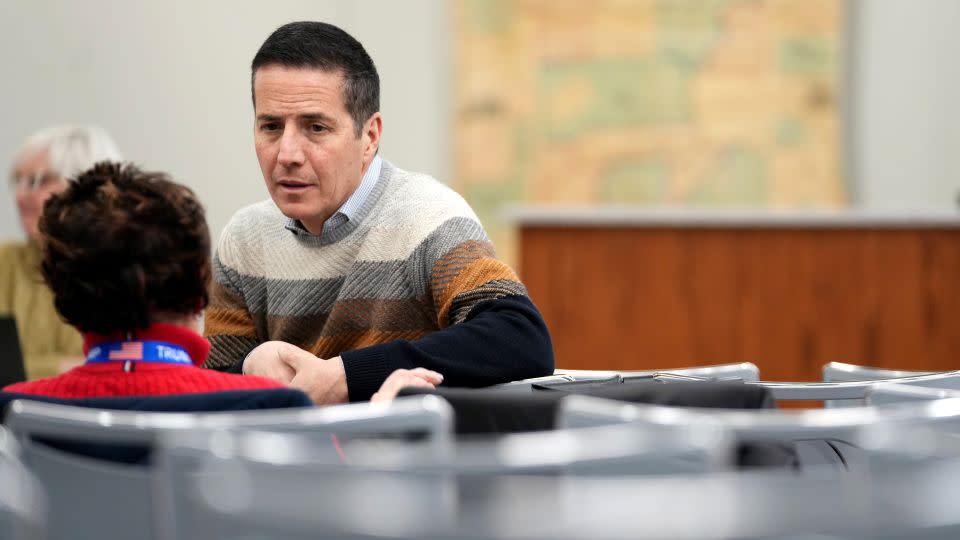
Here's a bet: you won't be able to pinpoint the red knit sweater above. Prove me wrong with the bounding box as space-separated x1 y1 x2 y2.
3 323 284 398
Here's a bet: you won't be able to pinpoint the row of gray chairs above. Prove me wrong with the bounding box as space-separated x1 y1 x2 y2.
6 361 960 539
2 393 729 540
504 362 960 479
555 361 950 386
146 379 960 539
9 384 960 538
155 419 734 539
551 361 959 391
151 421 960 539
543 361 960 408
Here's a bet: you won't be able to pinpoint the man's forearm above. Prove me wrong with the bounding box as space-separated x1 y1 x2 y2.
339 295 554 401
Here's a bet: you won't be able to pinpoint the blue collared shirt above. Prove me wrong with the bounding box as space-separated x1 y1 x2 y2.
284 155 382 238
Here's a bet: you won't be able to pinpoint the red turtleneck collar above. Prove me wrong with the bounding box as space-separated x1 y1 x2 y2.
82 322 211 368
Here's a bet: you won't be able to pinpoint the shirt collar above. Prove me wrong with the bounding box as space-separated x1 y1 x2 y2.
285 155 383 237
82 322 211 368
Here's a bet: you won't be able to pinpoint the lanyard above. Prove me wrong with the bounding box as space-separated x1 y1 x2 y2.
86 340 194 366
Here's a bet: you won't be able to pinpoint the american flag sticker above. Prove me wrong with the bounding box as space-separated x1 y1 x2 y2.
108 342 144 361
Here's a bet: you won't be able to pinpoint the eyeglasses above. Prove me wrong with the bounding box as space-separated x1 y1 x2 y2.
8 171 62 192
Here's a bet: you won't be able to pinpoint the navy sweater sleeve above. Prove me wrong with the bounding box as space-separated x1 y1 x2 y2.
339 295 554 402
225 356 244 374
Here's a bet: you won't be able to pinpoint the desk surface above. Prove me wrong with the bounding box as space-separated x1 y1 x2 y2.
505 206 960 228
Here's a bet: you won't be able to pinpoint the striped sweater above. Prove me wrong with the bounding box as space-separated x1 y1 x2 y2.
205 161 553 400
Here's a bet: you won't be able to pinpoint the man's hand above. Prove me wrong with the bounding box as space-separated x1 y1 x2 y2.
286 355 350 405
242 341 311 383
370 368 444 403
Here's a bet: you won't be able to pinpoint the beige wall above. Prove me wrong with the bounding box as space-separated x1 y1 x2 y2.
849 0 960 209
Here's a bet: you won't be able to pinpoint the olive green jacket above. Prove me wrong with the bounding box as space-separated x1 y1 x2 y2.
0 241 83 379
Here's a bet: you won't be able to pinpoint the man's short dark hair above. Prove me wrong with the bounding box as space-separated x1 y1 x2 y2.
39 161 211 335
252 21 380 137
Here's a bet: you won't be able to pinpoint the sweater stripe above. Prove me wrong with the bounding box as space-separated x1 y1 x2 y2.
207 335 260 364
212 219 495 315
431 240 498 305
308 330 430 354
435 258 524 326
449 279 529 324
205 308 257 337
265 298 435 335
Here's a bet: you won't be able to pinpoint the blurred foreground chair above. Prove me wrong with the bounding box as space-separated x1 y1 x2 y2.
401 381 773 432
0 427 45 540
155 419 731 540
824 361 940 383
520 365 960 409
502 362 760 390
559 389 960 473
518 364 960 410
401 381 794 469
157 419 960 540
533 448 960 540
866 382 960 405
749 370 960 408
556 361 760 381
3 395 451 540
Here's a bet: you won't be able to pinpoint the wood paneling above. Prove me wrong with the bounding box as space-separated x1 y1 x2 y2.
519 227 960 382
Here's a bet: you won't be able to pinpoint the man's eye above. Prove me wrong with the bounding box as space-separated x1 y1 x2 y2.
260 123 279 132
309 124 326 133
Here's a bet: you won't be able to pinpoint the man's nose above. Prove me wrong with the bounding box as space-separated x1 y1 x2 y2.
277 129 305 167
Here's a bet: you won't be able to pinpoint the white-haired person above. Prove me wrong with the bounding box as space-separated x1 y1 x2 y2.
1 125 123 379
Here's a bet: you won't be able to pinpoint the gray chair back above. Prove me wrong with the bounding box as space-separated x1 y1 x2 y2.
158 423 960 540
748 370 960 408
5 394 452 450
558 393 960 454
0 428 45 540
866 382 960 406
497 362 760 391
523 456 960 539
556 362 760 381
155 420 731 539
4 395 452 540
823 361 938 382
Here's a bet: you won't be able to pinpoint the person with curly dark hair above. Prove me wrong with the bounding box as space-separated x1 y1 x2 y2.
2 161 291 397
3 160 441 400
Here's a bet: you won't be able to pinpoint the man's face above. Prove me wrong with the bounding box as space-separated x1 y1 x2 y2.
253 65 381 234
11 150 67 243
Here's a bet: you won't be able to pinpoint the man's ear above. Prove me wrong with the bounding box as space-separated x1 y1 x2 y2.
362 112 383 160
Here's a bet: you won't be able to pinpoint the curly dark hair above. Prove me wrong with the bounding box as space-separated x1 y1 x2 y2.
38 161 211 335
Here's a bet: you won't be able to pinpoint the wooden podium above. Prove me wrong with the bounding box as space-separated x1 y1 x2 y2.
511 207 960 382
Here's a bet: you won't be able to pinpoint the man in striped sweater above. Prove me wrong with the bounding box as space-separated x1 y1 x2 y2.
204 21 554 403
